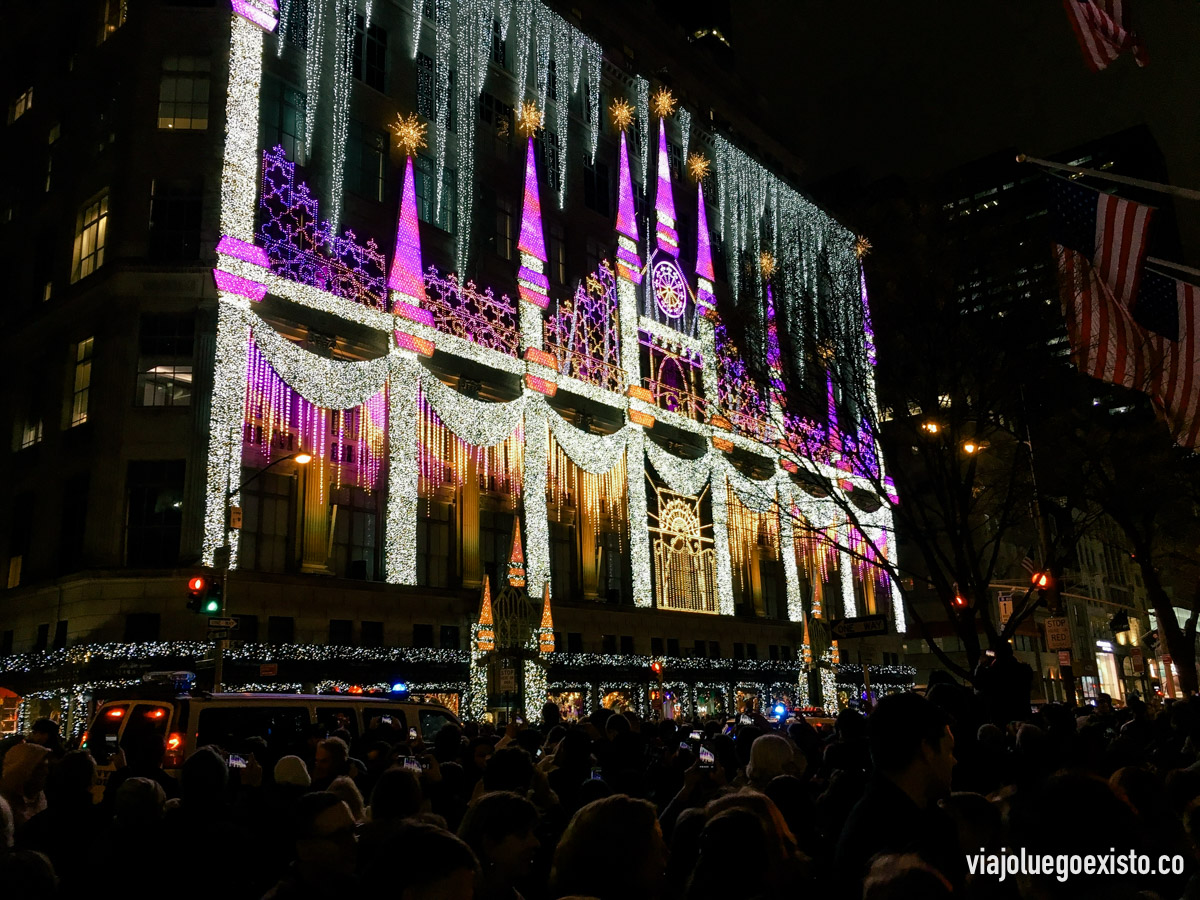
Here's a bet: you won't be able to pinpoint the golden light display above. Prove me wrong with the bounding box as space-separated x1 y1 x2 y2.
517 101 544 137
391 112 428 156
648 485 717 613
609 97 634 132
549 440 628 540
687 152 711 183
760 251 777 279
854 235 873 259
418 400 524 505
651 87 676 118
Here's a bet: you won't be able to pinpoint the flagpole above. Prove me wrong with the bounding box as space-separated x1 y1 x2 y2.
1147 257 1200 282
1016 154 1200 203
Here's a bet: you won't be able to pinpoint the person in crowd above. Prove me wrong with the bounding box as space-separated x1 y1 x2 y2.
362 819 479 900
0 849 58 894
457 791 540 900
328 774 366 823
101 730 179 809
18 749 103 891
27 719 65 759
0 741 50 831
309 737 351 791
551 795 668 900
744 734 802 790
263 792 359 899
835 692 961 896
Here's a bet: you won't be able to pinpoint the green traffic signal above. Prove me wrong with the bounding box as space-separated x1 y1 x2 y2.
204 598 221 614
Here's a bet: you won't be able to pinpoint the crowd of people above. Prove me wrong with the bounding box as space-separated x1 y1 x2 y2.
2 683 1200 899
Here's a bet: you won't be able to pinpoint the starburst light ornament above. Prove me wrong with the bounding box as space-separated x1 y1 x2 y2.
651 87 676 118
687 152 711 183
760 252 777 279
391 113 428 156
517 101 544 137
609 97 634 132
855 235 873 259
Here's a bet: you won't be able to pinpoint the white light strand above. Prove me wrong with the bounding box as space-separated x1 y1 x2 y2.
511 0 532 106
537 399 634 474
778 488 804 622
385 351 421 584
584 37 601 162
420 367 526 446
625 427 652 607
494 0 512 40
523 394 551 600
277 0 292 55
221 16 265 240
327 0 355 233
364 0 372 31
636 75 649 187
468 649 488 720
678 106 691 161
617 263 641 388
553 12 569 208
644 439 713 497
524 653 548 719
410 0 422 57
304 0 326 152
433 0 451 218
455 0 493 269
533 1 551 113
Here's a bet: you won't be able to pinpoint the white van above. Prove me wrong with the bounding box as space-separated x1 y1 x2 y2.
81 692 460 797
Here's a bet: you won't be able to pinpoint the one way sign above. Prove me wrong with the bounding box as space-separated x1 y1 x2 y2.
830 615 888 640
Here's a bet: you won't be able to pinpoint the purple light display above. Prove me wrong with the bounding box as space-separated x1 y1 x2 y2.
544 262 623 392
213 268 268 302
654 121 679 257
615 132 639 244
694 183 716 306
217 235 271 267
388 156 427 304
714 324 769 442
423 266 520 357
765 286 785 396
230 0 278 31
258 146 388 310
243 337 387 491
518 138 547 262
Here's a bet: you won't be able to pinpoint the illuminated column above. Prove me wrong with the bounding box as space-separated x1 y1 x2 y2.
523 401 551 602
694 178 720 425
840 549 858 618
749 540 765 617
300 455 333 574
468 576 495 721
711 472 735 616
220 6 272 241
779 485 804 623
652 106 679 258
625 429 653 608
579 497 600 599
460 452 482 589
385 351 421 584
516 115 550 350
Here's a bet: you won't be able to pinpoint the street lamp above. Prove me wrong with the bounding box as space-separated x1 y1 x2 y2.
962 439 989 455
212 451 312 691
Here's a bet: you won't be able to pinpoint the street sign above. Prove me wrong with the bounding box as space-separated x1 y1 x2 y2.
1131 647 1145 674
229 506 243 530
209 630 230 640
259 663 278 677
1045 617 1071 650
1058 650 1071 666
498 668 517 691
997 593 1013 626
208 617 238 629
830 615 888 640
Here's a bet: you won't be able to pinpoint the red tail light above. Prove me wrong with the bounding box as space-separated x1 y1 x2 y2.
106 707 125 718
80 730 89 747
165 732 185 767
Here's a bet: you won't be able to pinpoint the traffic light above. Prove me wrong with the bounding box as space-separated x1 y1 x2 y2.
205 579 223 615
1031 571 1050 590
650 660 664 683
186 575 209 612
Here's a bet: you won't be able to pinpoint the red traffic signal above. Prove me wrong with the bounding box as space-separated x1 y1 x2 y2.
1032 572 1050 589
953 593 967 608
187 576 209 612
650 661 663 679
189 576 207 592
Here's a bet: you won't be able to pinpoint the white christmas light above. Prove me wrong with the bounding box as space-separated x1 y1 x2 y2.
327 0 355 232
636 76 649 187
385 351 421 584
678 106 691 162
220 17 265 241
420 367 526 445
303 0 325 151
433 0 451 217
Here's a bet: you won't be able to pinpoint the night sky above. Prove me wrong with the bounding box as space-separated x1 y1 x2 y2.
733 2 1200 262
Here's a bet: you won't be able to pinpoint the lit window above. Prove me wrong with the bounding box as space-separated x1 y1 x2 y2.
72 337 94 427
97 0 127 45
8 87 33 124
19 416 43 450
6 557 22 590
158 57 210 130
136 314 194 407
71 192 109 283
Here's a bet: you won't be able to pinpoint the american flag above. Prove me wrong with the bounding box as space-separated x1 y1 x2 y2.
1057 248 1200 448
1062 0 1149 72
1049 176 1154 306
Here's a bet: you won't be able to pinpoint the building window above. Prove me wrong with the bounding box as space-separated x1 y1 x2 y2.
59 472 89 575
583 157 610 217
158 56 210 130
8 87 33 124
413 624 434 647
331 487 379 580
667 638 680 656
53 620 67 650
490 18 506 66
279 0 307 48
353 15 387 91
668 140 683 180
440 625 459 650
601 634 617 653
546 59 557 99
97 0 127 45
19 417 43 450
329 619 354 645
149 178 202 260
548 223 566 284
416 53 434 120
346 120 387 202
362 621 384 648
124 613 161 642
267 616 294 643
567 632 582 653
416 499 451 587
71 337 94 427
71 193 108 283
495 198 514 261
136 313 194 407
693 639 706 658
260 77 306 163
125 460 185 567
479 92 513 148
746 643 757 660
708 641 720 658
780 645 792 660
733 642 744 659
540 130 561 194
651 637 664 655
619 635 634 654
585 237 606 276
414 156 455 233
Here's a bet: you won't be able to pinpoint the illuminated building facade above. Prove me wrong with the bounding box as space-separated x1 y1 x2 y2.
0 0 907 732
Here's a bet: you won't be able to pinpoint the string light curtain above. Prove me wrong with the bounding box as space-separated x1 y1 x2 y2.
243 339 387 496
725 483 780 571
549 439 627 542
417 392 524 505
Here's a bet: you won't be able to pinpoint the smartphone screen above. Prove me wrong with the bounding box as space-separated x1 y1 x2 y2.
698 745 715 770
739 714 753 725
409 726 418 740
401 756 422 773
689 730 704 742
228 754 247 769
590 766 604 781
679 740 691 751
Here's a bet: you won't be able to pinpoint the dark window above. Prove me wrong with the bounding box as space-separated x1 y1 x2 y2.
136 313 194 407
567 632 582 653
260 77 306 163
7 491 34 589
490 18 506 66
413 623 434 647
329 619 353 645
781 645 792 660
746 643 757 660
416 499 451 587
651 637 664 655
479 92 513 147
237 614 259 642
440 625 459 650
583 157 610 216
447 69 457 134
53 620 67 650
353 15 386 91
414 155 455 232
553 631 562 651
547 223 566 284
416 53 434 120
694 639 706 658
494 197 514 260
34 623 49 651
619 635 634 654
125 461 185 567
267 616 294 643
148 178 202 261
769 644 779 660
0 631 11 655
124 613 160 642
546 59 557 99
421 0 435 19
362 620 383 647
668 140 683 180
601 634 616 654
279 0 307 48
317 706 358 737
733 642 744 659
709 641 720 658
585 237 606 276
58 473 89 575
346 120 386 202
667 638 680 656
540 130 561 194
196 706 310 758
